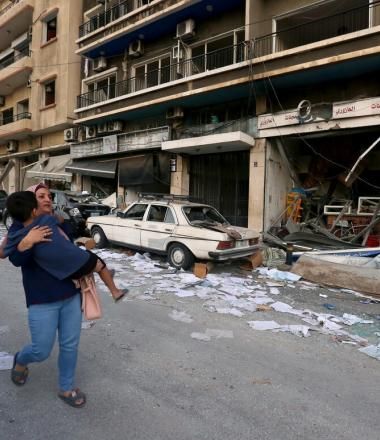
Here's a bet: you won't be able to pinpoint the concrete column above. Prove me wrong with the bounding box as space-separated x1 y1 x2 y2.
71 174 82 192
8 158 21 192
255 94 267 115
82 175 91 192
248 139 266 233
170 154 189 195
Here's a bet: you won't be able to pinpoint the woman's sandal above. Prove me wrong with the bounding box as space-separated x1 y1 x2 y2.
11 352 29 386
114 288 129 303
58 388 86 408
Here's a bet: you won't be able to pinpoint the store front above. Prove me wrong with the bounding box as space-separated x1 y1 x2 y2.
189 151 250 227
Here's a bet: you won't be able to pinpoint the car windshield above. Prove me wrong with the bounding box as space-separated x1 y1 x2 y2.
182 205 229 225
67 194 101 204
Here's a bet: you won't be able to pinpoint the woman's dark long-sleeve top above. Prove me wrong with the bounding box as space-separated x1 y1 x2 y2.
8 219 80 308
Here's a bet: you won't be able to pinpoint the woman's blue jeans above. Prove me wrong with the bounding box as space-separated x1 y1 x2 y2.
17 294 82 392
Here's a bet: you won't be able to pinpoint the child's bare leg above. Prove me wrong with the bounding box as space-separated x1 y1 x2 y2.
94 260 125 300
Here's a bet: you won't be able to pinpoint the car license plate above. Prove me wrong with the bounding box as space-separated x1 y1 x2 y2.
235 240 248 248
90 212 100 216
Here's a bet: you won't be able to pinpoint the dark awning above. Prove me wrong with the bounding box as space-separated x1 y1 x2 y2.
26 155 72 183
65 159 117 179
119 153 170 186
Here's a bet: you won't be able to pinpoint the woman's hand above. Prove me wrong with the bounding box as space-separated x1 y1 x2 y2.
17 226 52 252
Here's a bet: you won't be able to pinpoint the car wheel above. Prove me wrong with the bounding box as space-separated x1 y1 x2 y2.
167 243 194 270
91 226 108 248
4 213 13 230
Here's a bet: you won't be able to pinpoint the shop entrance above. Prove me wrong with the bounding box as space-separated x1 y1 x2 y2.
189 151 249 226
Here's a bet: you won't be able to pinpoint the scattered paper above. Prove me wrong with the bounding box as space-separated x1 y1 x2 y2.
174 289 195 298
256 267 301 282
0 352 14 370
169 310 193 323
358 344 380 360
247 321 281 331
191 332 211 342
342 313 374 326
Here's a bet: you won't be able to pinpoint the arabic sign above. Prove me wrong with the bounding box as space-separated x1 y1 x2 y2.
333 97 380 119
257 111 299 129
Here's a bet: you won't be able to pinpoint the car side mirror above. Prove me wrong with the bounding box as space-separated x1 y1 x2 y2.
116 211 124 218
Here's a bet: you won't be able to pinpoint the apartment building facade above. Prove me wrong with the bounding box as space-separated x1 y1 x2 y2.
0 0 82 193
70 0 379 230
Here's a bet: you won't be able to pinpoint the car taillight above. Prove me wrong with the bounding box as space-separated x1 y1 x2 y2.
249 238 258 245
217 240 235 250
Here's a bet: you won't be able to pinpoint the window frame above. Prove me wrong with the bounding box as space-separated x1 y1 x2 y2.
43 79 56 107
132 52 171 91
43 14 58 44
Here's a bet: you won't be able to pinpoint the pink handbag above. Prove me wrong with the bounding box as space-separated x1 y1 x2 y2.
80 274 102 320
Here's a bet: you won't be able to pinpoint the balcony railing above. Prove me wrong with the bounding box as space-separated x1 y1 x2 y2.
0 47 31 70
79 0 154 38
77 1 380 109
253 0 380 58
0 0 22 18
1 112 31 126
77 43 246 108
175 118 256 140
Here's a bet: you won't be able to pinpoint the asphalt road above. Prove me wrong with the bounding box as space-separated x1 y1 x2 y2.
0 257 379 440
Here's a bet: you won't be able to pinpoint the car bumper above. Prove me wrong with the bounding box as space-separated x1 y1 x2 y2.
208 245 262 261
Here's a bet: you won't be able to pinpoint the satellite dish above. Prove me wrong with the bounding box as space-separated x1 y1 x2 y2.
297 100 312 122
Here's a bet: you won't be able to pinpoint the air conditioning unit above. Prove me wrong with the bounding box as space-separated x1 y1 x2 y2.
176 19 195 40
64 128 78 142
128 40 144 57
97 122 108 134
7 140 18 153
172 46 184 60
166 107 184 119
93 56 107 72
0 96 5 107
86 126 97 139
107 120 123 132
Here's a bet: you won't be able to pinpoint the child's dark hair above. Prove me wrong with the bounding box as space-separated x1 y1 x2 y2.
6 191 37 223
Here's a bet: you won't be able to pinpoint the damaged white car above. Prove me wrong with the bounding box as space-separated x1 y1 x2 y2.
86 195 261 270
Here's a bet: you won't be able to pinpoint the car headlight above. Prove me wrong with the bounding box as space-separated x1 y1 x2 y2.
69 208 81 217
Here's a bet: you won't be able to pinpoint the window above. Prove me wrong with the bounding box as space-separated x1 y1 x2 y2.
44 80 56 106
1 108 14 125
43 15 57 43
17 99 29 116
86 74 116 102
134 55 171 91
147 205 175 223
124 203 148 220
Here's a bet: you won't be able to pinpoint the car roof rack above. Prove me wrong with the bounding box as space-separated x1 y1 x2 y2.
138 192 191 203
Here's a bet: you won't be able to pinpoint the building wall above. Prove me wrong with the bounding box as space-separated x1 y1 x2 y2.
0 0 83 192
31 0 82 131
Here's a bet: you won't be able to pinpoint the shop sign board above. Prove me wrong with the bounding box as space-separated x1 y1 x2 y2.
257 111 299 129
333 97 380 119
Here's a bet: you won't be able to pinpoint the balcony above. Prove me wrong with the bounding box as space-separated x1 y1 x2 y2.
0 0 33 53
0 112 32 142
252 0 380 58
76 1 380 120
0 48 32 95
77 42 247 109
77 0 241 58
162 118 256 155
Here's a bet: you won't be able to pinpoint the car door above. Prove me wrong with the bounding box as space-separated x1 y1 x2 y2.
140 204 176 251
113 203 148 247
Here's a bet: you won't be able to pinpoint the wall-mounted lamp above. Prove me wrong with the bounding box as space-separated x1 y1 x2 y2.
170 156 177 172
